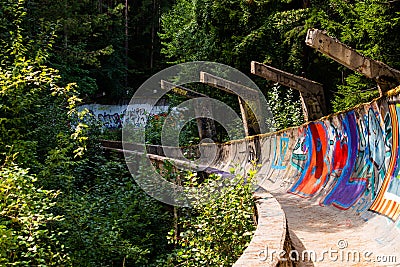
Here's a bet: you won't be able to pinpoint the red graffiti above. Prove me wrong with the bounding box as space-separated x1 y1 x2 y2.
290 122 330 197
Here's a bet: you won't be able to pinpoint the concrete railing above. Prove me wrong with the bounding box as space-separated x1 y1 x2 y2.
233 189 293 267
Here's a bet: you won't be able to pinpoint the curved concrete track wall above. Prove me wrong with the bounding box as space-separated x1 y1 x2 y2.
104 88 400 266
198 89 400 266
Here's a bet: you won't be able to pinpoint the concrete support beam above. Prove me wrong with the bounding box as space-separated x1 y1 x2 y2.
251 61 326 121
199 72 259 99
161 80 207 98
200 72 262 136
237 96 251 137
160 80 217 141
306 28 400 95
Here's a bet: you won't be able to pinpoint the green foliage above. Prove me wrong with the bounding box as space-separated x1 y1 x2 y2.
26 0 127 99
145 112 168 145
178 119 200 146
0 0 87 166
160 0 306 127
332 73 379 112
161 0 308 72
161 0 400 119
58 157 173 266
267 84 304 130
0 165 69 265
145 111 200 146
130 0 175 85
99 129 123 141
305 0 400 111
35 128 176 266
162 168 257 266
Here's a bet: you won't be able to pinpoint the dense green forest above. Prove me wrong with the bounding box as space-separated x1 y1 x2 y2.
1 0 400 265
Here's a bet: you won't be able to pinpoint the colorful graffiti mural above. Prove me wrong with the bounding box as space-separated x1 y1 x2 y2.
285 99 400 221
287 97 400 221
206 91 400 225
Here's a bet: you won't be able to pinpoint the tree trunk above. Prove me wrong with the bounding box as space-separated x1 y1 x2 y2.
125 0 129 89
150 0 156 71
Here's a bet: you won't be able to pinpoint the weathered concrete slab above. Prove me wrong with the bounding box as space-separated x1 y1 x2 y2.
161 80 207 98
306 29 400 95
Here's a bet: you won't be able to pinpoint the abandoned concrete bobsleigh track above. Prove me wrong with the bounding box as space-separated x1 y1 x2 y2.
199 88 400 266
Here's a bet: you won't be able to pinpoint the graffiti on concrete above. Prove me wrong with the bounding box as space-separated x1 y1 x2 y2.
124 106 147 128
271 134 289 170
321 112 364 209
289 122 330 198
78 104 168 129
206 92 400 224
98 112 123 129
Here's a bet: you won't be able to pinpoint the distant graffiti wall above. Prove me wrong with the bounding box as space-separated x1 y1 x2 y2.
78 104 168 129
201 90 400 226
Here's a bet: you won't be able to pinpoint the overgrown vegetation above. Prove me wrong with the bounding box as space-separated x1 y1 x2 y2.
161 168 257 266
0 165 68 265
57 155 173 266
161 0 400 118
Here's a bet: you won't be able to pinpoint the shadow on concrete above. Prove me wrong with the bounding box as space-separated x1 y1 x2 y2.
272 192 367 234
289 230 315 267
